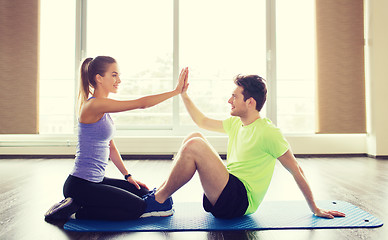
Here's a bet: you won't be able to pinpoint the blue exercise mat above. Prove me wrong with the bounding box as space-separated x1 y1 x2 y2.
63 200 383 232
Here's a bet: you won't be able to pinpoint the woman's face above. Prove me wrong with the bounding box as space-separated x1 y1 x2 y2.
99 63 121 94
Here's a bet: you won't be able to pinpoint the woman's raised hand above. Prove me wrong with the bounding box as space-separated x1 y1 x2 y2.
174 67 189 94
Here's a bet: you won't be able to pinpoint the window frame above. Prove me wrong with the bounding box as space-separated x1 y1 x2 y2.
74 0 278 136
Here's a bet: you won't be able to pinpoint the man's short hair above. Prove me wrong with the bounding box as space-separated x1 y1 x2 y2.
234 75 267 112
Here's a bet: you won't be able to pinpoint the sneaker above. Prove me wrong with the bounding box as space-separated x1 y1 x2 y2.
44 197 80 222
140 192 174 218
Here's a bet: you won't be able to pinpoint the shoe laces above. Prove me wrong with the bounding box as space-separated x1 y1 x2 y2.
142 188 157 199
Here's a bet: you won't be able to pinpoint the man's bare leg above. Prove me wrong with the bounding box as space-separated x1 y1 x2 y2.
157 132 219 189
155 132 229 205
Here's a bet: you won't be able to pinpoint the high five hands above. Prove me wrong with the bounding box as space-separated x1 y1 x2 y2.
175 67 189 95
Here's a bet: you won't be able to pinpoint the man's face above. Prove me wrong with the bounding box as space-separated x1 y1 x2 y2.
228 86 248 117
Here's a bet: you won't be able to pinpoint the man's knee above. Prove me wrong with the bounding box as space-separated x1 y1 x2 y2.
182 137 207 155
183 132 205 143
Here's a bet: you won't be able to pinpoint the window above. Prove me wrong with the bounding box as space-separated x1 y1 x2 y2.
179 0 266 126
39 0 76 134
87 0 173 129
276 0 315 133
39 0 315 134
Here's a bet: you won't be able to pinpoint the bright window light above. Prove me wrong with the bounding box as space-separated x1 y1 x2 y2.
39 0 316 134
179 0 266 125
39 0 76 134
276 0 316 133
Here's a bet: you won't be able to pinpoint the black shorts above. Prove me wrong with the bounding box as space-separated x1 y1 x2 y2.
203 173 249 219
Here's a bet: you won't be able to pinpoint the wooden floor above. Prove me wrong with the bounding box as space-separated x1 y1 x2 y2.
0 156 386 240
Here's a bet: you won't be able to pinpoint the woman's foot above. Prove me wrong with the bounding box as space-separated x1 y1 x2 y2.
44 197 80 222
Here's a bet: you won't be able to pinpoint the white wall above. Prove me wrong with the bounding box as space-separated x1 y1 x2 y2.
365 0 388 157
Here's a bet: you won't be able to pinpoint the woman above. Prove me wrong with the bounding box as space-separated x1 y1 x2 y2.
44 56 188 221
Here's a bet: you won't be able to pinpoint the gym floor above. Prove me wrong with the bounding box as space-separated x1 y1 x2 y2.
0 156 386 240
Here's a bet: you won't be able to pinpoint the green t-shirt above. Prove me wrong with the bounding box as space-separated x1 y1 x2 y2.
223 116 289 215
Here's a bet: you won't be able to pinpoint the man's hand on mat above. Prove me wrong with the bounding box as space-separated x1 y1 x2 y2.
127 177 149 190
314 208 346 219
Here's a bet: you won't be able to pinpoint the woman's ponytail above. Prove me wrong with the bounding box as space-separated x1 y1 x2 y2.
77 57 93 114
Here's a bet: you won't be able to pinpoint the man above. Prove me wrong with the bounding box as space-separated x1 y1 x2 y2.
143 73 345 219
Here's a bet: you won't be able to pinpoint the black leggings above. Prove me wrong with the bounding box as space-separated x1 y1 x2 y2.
63 175 148 221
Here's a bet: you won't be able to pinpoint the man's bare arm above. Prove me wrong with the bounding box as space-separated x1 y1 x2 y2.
278 149 346 218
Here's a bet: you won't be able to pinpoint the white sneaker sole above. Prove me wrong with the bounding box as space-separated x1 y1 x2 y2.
140 209 175 218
